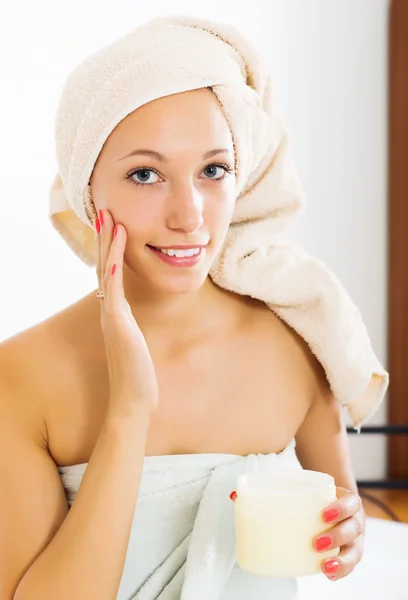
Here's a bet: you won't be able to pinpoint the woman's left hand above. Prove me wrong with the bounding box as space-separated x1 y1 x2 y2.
313 486 366 581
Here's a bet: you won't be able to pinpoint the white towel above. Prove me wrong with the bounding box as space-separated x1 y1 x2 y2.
58 440 302 599
48 14 388 430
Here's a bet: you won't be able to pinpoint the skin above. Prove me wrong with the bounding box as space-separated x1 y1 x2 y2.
0 89 364 591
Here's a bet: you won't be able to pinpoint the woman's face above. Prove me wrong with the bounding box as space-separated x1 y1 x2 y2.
90 88 236 294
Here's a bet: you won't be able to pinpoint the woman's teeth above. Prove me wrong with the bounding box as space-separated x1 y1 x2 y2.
157 247 201 257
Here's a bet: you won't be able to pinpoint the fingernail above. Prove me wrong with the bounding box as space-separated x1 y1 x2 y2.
99 209 104 226
111 263 117 276
323 508 340 523
95 217 100 234
229 491 237 502
114 225 118 238
324 560 340 574
315 536 332 552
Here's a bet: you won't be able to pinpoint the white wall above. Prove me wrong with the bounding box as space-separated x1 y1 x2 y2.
0 1 388 478
259 0 389 479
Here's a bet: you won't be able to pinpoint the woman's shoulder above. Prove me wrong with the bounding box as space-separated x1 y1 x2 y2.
0 318 59 450
0 292 101 421
239 296 328 398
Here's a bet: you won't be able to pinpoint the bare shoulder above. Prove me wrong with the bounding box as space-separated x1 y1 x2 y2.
239 296 330 401
0 292 101 427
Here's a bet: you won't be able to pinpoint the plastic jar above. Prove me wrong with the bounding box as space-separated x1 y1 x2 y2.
234 469 340 577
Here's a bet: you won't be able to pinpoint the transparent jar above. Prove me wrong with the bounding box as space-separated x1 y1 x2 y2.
234 469 340 578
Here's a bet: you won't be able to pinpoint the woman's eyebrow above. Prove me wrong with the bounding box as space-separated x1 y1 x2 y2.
118 148 231 162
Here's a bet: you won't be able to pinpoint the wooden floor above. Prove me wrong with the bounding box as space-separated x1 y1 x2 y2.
359 489 408 523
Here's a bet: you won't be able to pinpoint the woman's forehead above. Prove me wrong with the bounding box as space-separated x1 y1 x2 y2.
102 89 234 161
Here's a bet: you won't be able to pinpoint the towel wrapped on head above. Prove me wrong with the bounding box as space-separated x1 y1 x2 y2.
49 14 388 431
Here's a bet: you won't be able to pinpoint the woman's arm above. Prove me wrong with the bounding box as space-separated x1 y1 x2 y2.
295 362 366 582
295 362 358 494
0 365 151 600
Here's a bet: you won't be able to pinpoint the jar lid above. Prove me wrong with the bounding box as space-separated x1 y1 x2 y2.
236 468 335 496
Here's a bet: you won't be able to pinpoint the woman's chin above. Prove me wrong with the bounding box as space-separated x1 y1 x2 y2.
149 272 209 295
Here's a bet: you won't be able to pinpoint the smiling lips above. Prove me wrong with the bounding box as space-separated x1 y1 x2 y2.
147 244 207 267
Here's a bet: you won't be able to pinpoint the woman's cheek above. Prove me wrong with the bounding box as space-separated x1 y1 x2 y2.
123 203 162 238
210 196 235 236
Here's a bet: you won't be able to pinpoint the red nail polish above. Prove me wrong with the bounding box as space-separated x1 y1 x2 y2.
95 217 100 234
111 263 117 276
323 508 340 523
114 225 118 238
99 209 104 226
229 491 237 502
325 560 340 574
315 536 332 552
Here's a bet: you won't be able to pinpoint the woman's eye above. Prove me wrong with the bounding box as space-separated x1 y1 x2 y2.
128 168 161 185
202 165 228 180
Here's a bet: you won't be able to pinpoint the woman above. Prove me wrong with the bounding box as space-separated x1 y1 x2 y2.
0 15 376 600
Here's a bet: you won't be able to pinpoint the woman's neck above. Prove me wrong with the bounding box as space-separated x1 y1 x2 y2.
121 267 240 353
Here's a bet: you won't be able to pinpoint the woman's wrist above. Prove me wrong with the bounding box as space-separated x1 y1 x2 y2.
104 398 153 429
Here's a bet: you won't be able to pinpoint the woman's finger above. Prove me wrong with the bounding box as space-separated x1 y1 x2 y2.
321 535 364 581
105 224 126 316
95 215 102 290
98 210 114 289
313 512 365 552
322 488 363 525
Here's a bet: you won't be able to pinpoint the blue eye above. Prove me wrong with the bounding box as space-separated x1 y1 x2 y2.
202 164 228 179
126 163 235 187
127 168 161 186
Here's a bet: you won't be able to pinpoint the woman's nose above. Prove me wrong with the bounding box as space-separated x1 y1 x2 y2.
166 187 204 235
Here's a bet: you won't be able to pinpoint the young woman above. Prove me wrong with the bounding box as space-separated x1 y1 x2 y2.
0 19 367 600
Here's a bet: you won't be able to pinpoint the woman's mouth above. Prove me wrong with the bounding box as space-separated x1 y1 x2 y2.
146 244 206 267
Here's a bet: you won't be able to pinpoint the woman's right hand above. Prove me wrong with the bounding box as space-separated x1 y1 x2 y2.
95 209 159 415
